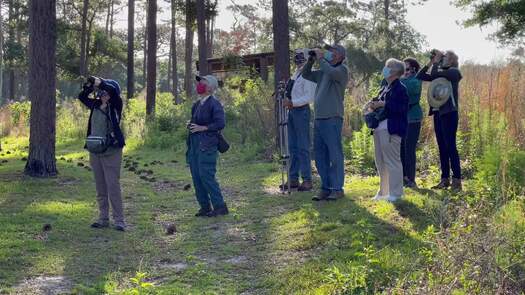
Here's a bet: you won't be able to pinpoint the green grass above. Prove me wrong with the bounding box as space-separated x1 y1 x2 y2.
0 136 456 294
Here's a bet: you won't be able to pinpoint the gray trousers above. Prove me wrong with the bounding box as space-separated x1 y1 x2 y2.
89 149 124 223
373 129 404 197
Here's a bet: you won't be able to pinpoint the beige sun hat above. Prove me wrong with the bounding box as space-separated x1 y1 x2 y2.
427 77 454 109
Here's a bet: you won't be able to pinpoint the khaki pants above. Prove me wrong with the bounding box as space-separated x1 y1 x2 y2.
373 129 404 197
89 149 124 223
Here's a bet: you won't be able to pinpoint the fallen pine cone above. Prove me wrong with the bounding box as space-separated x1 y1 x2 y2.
42 223 52 231
165 223 177 235
183 184 191 191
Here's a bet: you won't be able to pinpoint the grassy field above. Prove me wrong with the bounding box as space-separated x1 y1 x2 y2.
0 136 454 294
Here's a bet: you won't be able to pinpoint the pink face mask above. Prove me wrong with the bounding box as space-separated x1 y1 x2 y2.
196 82 207 94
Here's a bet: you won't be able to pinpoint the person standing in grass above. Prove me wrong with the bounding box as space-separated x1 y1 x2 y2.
78 76 126 231
280 49 317 192
369 58 409 202
416 50 463 191
186 75 228 217
302 44 349 202
400 58 423 188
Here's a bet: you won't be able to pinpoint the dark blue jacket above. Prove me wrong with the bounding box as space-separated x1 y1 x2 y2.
416 64 462 116
378 79 409 137
78 79 125 148
188 96 225 151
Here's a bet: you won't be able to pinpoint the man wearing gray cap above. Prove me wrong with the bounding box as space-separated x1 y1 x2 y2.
302 44 349 201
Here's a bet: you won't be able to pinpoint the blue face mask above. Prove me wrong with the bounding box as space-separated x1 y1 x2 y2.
382 67 391 79
324 51 333 62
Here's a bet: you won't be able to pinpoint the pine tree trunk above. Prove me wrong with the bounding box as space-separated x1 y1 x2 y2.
127 0 135 99
206 16 214 58
184 0 194 96
25 0 57 177
14 1 22 99
196 0 207 75
105 0 111 35
272 0 290 88
272 0 290 148
171 0 180 104
79 0 89 76
109 0 114 39
146 0 157 119
168 44 172 91
8 0 15 100
143 17 147 89
85 16 94 75
0 0 4 104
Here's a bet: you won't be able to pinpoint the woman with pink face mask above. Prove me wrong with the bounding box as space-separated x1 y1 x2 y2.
186 75 228 217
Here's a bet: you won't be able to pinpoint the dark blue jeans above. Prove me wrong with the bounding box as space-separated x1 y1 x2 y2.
188 135 225 211
433 111 461 179
314 117 345 192
288 106 312 182
401 121 421 182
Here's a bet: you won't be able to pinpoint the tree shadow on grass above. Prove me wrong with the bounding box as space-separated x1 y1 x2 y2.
0 155 148 294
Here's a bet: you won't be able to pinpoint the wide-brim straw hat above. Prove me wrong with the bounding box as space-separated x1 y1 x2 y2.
427 77 452 109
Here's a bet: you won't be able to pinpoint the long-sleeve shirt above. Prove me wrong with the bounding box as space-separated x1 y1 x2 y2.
187 95 225 152
416 64 462 116
290 70 316 107
77 79 125 148
400 75 423 122
302 58 349 119
379 79 409 137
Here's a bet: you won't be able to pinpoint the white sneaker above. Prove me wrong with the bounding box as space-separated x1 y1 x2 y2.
387 195 402 202
372 194 388 201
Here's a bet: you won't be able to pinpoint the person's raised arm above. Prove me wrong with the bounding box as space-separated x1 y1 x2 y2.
301 59 321 83
77 84 96 109
319 59 348 82
430 66 462 83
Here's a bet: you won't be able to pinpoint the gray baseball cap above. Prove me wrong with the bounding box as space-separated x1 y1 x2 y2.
325 44 346 58
196 75 219 90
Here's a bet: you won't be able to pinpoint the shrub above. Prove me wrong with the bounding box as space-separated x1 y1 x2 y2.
346 124 376 175
474 147 525 205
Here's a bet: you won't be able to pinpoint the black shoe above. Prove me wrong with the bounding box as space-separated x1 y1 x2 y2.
114 225 126 231
405 179 418 189
90 220 109 228
432 178 450 190
312 190 330 201
327 190 344 201
195 208 212 217
207 205 229 217
297 181 313 192
451 178 462 192
279 180 299 190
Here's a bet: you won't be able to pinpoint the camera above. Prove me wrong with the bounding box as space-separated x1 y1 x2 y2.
308 50 316 57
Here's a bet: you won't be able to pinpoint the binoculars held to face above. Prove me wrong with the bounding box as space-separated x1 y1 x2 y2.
430 49 444 61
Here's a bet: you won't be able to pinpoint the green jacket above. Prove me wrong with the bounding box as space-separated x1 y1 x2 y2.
400 75 423 122
302 58 349 119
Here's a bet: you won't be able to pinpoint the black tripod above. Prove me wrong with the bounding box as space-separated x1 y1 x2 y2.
276 80 291 194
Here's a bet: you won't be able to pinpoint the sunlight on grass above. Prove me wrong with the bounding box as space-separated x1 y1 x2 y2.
25 201 91 217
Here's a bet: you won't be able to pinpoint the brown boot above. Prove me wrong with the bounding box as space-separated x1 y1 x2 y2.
451 178 462 192
279 180 299 190
432 178 450 190
298 181 313 192
312 190 330 201
327 190 344 201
